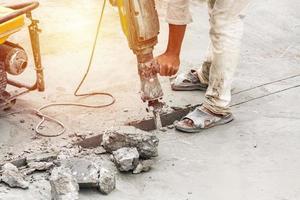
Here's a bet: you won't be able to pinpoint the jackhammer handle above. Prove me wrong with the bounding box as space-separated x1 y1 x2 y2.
0 1 39 24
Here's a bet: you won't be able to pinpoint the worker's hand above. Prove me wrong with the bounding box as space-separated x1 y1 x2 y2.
156 53 180 76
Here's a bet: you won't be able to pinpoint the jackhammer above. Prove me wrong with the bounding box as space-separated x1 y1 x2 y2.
110 0 163 103
110 0 164 127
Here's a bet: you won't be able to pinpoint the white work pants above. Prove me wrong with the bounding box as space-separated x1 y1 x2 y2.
166 0 250 115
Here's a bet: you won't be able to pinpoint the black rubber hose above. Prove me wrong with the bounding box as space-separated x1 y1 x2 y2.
0 1 39 24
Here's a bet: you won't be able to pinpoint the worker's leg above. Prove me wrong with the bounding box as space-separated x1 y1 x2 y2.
175 0 250 132
203 0 250 115
196 44 213 86
196 0 215 85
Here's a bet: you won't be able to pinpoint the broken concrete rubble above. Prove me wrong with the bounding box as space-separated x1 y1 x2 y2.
27 161 54 171
50 166 79 200
0 126 159 197
0 163 29 189
98 168 116 195
94 146 107 155
60 158 99 188
21 168 36 176
102 126 159 159
55 158 116 196
133 159 154 174
10 157 27 168
26 152 58 163
112 147 139 172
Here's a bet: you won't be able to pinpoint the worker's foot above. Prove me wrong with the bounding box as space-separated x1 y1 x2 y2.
171 69 208 91
174 106 234 133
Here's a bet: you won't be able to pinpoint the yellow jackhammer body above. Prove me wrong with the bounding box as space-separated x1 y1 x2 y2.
110 0 163 105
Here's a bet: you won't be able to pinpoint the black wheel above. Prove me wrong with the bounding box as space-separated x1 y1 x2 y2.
0 62 7 95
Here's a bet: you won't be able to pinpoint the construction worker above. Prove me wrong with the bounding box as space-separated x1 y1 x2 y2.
156 0 250 133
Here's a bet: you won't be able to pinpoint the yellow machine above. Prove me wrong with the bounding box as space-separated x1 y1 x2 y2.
0 2 44 109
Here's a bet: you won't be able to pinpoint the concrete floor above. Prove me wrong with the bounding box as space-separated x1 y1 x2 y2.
0 0 300 199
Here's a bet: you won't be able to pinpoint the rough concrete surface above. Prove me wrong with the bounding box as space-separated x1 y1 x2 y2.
27 161 54 171
0 0 300 199
0 163 29 189
98 168 116 195
50 166 79 200
60 158 99 188
26 152 58 164
112 147 140 172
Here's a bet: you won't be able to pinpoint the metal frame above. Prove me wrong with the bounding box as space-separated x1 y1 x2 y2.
0 1 45 109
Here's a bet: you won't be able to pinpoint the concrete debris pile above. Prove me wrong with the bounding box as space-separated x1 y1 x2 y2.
0 126 159 199
0 152 58 189
102 127 159 158
102 126 159 173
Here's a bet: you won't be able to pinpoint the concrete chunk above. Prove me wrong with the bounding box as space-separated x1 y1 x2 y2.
112 147 139 172
27 161 54 171
98 168 116 195
61 158 99 188
102 126 159 159
133 159 154 174
94 146 107 155
26 152 58 163
50 166 79 200
0 163 29 189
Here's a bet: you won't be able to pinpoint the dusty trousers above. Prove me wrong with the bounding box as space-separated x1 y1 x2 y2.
166 0 250 115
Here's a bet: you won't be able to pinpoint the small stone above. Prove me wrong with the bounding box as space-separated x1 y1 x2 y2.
98 168 116 195
112 147 139 172
133 160 154 174
20 119 25 123
50 166 79 200
21 168 36 176
27 161 54 171
94 147 107 155
0 163 29 189
123 109 129 113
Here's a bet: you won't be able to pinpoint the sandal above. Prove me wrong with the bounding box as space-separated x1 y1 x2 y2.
171 69 208 91
174 106 234 133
